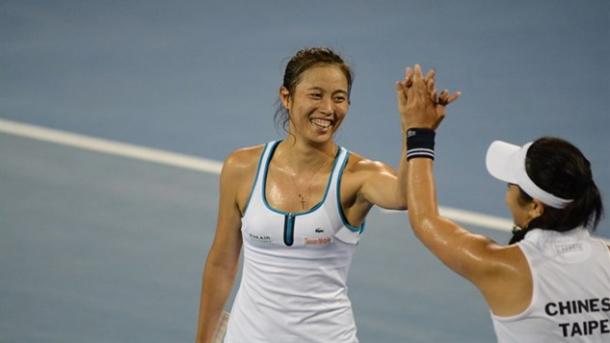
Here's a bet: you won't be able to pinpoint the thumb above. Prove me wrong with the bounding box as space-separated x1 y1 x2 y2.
395 81 408 104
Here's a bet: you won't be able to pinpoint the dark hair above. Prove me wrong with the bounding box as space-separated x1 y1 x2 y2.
509 137 604 244
274 47 353 131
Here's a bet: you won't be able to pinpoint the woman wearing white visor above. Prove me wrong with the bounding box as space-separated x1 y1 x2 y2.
397 65 609 342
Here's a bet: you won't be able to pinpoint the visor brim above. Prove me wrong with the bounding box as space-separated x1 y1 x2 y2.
485 140 521 184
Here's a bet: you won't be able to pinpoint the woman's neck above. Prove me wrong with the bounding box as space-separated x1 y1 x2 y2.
279 136 337 170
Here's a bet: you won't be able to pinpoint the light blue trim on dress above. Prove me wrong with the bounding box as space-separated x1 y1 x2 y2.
336 149 365 234
261 141 342 217
242 141 277 218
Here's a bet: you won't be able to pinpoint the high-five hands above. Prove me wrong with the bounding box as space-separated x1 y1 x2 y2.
396 64 460 130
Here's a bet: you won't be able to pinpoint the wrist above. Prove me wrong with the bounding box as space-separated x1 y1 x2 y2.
405 123 435 130
405 128 435 161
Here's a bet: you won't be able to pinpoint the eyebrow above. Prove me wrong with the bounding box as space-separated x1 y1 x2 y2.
306 87 348 95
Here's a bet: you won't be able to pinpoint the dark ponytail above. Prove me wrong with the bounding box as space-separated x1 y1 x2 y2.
509 137 604 243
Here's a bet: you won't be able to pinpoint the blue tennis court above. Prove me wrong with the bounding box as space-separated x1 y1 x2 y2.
1 1 608 342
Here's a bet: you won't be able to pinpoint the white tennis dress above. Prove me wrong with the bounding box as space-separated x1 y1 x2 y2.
492 228 610 342
224 141 363 343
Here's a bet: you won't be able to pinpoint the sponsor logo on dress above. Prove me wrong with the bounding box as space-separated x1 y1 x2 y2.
305 236 332 246
248 233 272 243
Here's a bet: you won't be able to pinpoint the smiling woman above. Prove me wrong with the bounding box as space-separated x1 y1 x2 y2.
279 63 349 144
274 48 353 138
194 47 411 343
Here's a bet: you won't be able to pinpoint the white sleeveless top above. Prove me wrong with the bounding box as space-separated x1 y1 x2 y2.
225 141 363 343
492 228 610 342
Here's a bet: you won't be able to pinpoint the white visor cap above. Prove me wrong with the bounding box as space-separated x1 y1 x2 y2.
485 140 573 209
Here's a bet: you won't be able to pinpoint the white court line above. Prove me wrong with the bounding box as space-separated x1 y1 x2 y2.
1 118 607 241
381 208 513 232
0 117 512 232
0 118 222 174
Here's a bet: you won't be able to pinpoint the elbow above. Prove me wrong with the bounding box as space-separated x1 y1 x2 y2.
205 254 239 276
409 215 434 234
407 211 439 237
406 202 432 226
205 246 240 276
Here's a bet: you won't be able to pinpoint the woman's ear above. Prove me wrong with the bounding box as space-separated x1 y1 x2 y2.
528 199 545 221
279 86 290 109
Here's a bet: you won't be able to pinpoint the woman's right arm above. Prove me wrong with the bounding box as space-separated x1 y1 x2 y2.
195 150 251 343
400 65 531 317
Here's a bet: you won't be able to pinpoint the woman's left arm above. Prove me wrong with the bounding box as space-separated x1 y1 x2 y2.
355 156 407 211
356 68 422 211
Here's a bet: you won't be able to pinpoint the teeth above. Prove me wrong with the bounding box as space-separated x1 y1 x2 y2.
311 118 332 128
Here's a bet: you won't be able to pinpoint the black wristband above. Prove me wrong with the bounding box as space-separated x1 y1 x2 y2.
406 128 435 160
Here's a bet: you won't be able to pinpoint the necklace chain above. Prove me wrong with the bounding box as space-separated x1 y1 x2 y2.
289 157 329 210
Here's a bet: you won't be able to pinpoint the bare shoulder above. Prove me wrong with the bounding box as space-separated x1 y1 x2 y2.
478 239 530 287
449 231 527 277
491 241 526 262
222 144 265 176
221 144 266 213
476 237 526 266
340 150 403 210
344 151 395 174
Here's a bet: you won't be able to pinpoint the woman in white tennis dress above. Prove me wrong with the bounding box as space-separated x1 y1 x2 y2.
400 64 609 342
195 48 427 343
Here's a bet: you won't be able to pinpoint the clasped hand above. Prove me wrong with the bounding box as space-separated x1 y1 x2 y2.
396 64 460 130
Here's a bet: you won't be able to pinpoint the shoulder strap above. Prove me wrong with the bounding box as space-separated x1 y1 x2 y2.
328 147 363 245
242 141 279 217
326 146 349 201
